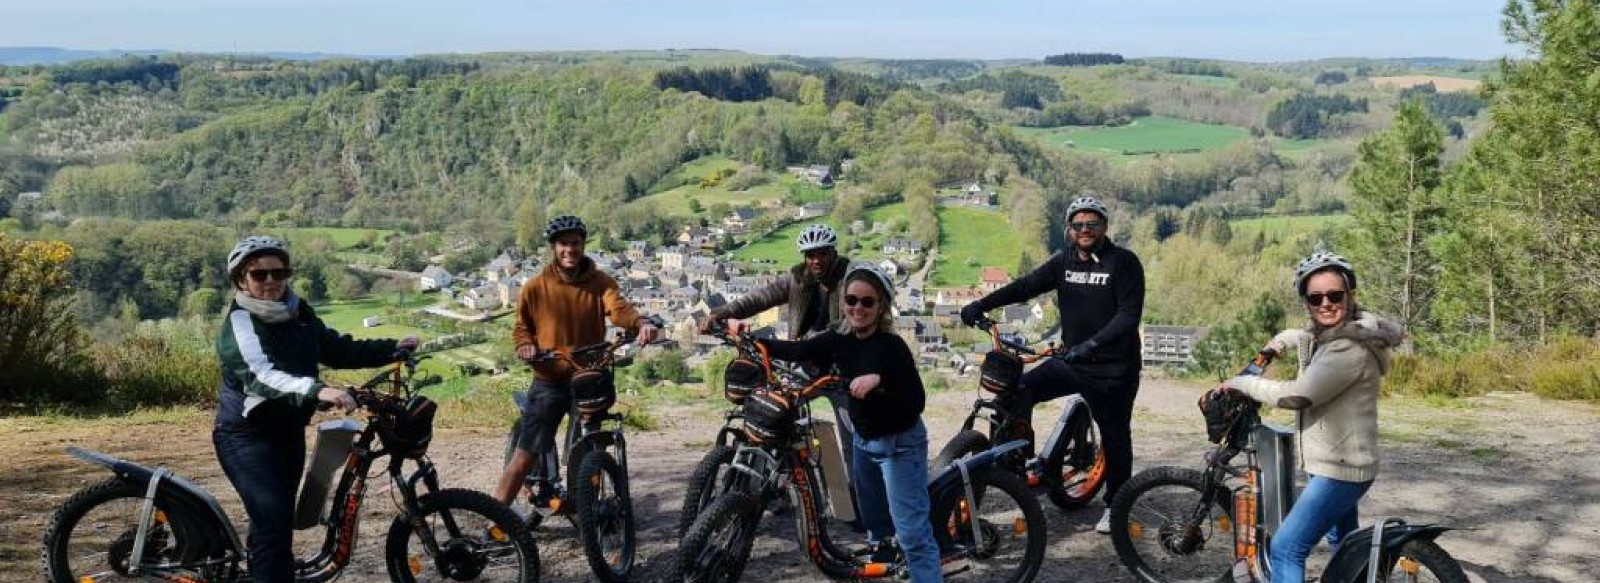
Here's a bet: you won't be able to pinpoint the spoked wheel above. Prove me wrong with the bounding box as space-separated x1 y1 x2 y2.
677 445 735 536
1042 406 1106 510
574 450 636 583
929 469 1047 583
385 488 539 583
1109 467 1234 583
1378 540 1468 583
675 493 763 583
42 478 219 583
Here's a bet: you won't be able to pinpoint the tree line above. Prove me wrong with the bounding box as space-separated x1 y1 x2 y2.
1042 53 1126 67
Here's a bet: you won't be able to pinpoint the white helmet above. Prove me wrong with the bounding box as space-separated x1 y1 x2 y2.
1065 196 1109 223
1293 249 1357 296
843 261 895 304
796 224 838 252
227 235 290 275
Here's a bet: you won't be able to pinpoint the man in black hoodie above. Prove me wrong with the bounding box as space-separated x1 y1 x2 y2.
960 195 1145 534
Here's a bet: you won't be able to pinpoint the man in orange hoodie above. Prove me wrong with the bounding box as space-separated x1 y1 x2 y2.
493 215 658 513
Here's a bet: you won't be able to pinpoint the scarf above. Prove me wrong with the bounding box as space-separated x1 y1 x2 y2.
236 290 301 324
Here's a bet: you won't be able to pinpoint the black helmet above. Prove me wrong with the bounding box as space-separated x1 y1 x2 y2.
544 215 587 243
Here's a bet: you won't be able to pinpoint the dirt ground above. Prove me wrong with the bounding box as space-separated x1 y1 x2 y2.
4 378 1596 582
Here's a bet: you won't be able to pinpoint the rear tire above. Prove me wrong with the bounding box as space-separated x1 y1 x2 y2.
42 478 218 583
674 493 763 583
574 451 635 583
1042 405 1105 511
384 487 539 583
929 468 1047 583
1109 467 1233 583
1379 539 1468 583
677 446 734 536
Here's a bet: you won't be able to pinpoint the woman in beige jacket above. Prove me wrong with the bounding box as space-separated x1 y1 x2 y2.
1222 250 1404 583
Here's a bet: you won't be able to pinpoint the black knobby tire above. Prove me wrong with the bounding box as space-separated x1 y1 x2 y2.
574 450 636 583
384 487 540 583
932 429 992 471
1378 539 1468 583
677 445 735 536
675 492 763 583
929 468 1047 583
43 478 217 583
1109 467 1234 583
1042 405 1106 511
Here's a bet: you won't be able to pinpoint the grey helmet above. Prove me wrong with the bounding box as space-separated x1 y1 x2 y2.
226 235 290 275
1065 196 1109 223
1293 249 1357 295
844 261 895 304
544 215 587 243
796 224 838 252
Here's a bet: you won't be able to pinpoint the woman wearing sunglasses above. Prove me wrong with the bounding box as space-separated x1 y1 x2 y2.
752 262 942 582
1221 249 1404 583
212 235 418 583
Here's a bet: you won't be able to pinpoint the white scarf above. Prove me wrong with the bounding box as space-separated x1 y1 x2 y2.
236 290 300 324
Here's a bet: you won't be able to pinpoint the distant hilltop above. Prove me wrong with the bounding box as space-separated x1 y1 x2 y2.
0 46 380 66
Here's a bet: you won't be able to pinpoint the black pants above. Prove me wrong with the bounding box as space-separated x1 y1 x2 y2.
214 427 305 583
1020 359 1140 504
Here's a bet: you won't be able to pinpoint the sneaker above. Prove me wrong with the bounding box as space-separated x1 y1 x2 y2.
1095 509 1112 534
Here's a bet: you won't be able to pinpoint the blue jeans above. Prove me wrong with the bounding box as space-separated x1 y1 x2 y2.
214 428 306 583
851 420 943 583
1269 475 1373 583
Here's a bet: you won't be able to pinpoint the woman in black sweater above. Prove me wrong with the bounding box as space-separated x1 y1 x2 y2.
757 263 942 583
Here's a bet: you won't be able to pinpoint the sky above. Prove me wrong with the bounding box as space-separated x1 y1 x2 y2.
1 0 1520 62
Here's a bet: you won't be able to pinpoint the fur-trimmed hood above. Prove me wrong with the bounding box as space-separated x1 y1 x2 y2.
1313 311 1405 374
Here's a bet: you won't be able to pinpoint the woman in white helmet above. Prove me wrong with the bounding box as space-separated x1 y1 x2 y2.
1222 249 1404 583
754 263 942 582
212 235 417 583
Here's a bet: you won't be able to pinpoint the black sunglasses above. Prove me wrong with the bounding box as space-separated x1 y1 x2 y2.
843 294 878 309
1069 220 1104 232
246 268 294 282
1304 290 1348 306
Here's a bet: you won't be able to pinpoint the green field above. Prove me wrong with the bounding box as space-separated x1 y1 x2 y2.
281 227 397 249
1229 214 1351 239
1016 116 1249 157
632 155 791 215
928 206 1023 288
731 221 815 264
312 293 439 340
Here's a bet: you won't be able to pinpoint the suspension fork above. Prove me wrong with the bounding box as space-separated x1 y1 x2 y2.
400 458 454 556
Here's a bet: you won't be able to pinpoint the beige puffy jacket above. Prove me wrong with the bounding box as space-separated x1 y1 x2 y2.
1225 311 1404 483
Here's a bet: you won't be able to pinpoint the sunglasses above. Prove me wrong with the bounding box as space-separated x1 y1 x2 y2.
246 268 294 282
843 294 878 309
1304 290 1348 306
1069 220 1104 232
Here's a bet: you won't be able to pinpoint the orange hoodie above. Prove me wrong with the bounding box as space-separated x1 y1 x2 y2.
512 257 644 382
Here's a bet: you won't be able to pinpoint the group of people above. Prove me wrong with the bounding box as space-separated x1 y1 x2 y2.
210 196 1401 583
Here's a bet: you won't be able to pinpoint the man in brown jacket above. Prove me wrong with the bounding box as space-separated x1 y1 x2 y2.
493 215 658 513
701 223 852 339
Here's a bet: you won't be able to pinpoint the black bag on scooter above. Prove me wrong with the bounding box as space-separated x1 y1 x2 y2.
382 395 437 459
723 358 765 404
742 389 796 445
979 349 1023 393
571 367 617 417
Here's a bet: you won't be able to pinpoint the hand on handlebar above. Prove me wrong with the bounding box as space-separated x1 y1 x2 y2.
317 385 358 412
515 344 545 364
959 303 988 328
637 322 660 346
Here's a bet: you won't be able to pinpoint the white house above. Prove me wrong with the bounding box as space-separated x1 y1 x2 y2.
418 265 453 291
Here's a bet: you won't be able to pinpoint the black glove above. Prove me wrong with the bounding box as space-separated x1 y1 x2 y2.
1060 339 1099 363
959 303 986 327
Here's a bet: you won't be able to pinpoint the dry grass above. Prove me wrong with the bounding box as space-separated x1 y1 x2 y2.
1369 75 1481 93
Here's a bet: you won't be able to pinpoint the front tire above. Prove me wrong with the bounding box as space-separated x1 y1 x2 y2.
573 451 636 583
932 430 991 470
677 446 734 536
385 488 539 583
1109 467 1233 583
929 468 1047 583
674 493 763 583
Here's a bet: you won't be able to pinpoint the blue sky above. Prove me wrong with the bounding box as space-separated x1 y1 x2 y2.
3 0 1519 61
